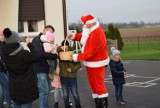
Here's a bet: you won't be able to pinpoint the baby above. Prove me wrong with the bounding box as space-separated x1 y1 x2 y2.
40 31 58 79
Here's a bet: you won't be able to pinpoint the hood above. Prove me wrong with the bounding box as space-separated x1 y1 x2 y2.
1 42 23 56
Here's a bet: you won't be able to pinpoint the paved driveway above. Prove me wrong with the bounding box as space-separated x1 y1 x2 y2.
32 60 160 108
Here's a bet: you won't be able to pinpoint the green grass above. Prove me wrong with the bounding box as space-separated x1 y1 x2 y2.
120 40 160 60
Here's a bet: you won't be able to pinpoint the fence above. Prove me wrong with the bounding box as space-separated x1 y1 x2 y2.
122 36 160 50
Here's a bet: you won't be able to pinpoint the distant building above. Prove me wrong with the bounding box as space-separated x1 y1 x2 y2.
0 0 68 44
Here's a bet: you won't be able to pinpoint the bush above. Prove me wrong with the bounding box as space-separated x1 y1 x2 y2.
105 24 124 50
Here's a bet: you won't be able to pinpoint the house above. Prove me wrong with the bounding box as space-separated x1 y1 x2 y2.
0 0 68 44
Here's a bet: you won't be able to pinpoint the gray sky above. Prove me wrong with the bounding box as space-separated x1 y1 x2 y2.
67 0 160 23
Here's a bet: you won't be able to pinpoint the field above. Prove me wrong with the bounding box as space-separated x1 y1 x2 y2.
119 26 160 38
118 26 160 60
121 41 160 60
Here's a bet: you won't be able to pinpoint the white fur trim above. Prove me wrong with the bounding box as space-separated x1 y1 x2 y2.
90 21 99 32
92 93 109 98
83 57 110 68
72 54 78 62
92 94 98 98
86 18 96 24
98 93 109 98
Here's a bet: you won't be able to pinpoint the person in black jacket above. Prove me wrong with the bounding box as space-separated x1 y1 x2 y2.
109 47 128 106
32 25 57 108
0 29 13 108
0 28 41 108
0 58 13 108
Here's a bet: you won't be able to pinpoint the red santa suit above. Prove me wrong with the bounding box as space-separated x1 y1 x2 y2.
71 15 110 99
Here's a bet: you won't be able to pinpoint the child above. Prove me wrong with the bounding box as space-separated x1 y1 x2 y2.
109 47 127 106
57 40 81 108
40 31 58 79
51 61 72 108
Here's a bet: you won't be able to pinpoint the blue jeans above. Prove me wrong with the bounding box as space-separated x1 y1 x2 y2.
0 85 3 105
115 84 123 101
54 88 63 103
36 73 49 108
13 102 32 108
49 60 57 73
60 77 80 106
54 88 72 104
0 72 12 105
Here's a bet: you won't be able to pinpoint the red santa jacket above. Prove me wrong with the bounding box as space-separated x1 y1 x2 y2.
72 23 110 68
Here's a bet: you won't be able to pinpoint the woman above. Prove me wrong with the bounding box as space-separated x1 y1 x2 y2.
0 28 41 108
0 28 13 108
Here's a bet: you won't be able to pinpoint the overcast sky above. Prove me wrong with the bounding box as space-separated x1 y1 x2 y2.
67 0 160 23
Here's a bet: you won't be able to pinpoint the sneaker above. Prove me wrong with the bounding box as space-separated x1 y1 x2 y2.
8 105 13 108
117 101 126 106
53 102 58 108
69 102 73 106
122 98 127 102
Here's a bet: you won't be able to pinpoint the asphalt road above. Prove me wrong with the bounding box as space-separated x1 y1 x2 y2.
32 60 160 108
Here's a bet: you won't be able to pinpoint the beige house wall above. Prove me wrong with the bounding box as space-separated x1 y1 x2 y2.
0 0 66 45
44 0 65 45
0 0 19 31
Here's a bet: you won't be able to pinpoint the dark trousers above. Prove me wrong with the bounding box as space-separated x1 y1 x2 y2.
115 84 123 101
60 77 81 106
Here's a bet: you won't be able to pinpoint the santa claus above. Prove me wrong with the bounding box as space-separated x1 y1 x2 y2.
68 14 109 108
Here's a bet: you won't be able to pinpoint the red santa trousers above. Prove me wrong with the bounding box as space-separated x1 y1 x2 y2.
86 66 108 98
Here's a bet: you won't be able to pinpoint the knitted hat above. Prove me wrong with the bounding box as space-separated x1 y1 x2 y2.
3 28 21 44
81 14 97 25
61 40 69 46
40 31 55 42
110 47 120 56
0 29 4 36
45 31 54 40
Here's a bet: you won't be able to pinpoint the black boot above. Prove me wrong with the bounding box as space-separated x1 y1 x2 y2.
99 97 108 108
76 105 81 108
65 105 71 108
94 98 101 108
53 102 58 108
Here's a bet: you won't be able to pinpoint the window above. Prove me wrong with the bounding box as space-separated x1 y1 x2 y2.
28 20 38 32
18 20 42 37
18 20 38 33
18 21 24 32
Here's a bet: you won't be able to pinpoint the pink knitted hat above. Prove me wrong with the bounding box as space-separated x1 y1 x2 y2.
45 31 55 40
0 29 4 36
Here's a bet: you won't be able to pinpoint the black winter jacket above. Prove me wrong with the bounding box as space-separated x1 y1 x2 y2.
0 42 7 73
0 42 40 104
0 58 7 73
32 34 57 74
109 57 126 85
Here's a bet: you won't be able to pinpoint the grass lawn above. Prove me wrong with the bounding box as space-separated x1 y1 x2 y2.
120 41 160 60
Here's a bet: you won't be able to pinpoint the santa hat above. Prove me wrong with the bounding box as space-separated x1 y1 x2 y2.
81 14 97 25
0 29 3 36
110 47 120 56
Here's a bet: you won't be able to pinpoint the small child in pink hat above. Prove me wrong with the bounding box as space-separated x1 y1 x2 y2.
40 31 58 79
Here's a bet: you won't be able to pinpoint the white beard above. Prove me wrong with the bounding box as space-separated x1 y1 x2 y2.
80 26 91 45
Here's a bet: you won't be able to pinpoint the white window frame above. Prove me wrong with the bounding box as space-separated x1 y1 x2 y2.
18 20 44 37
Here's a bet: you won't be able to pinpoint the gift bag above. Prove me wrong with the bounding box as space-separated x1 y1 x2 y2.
51 75 61 88
51 62 62 88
